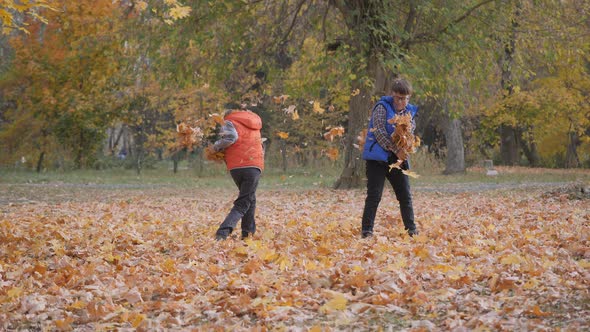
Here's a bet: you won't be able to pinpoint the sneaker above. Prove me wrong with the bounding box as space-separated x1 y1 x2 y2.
408 229 419 237
362 231 373 238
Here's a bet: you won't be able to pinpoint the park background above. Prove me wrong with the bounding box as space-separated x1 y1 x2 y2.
1 1 589 331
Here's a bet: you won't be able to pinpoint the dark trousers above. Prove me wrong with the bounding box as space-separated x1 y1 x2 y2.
361 159 416 233
216 167 261 236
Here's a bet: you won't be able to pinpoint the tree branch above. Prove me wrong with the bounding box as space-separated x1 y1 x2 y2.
279 0 308 45
411 0 497 45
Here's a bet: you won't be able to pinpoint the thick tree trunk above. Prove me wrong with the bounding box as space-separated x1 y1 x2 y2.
565 131 580 168
499 1 521 166
334 54 390 189
443 115 465 174
333 84 370 189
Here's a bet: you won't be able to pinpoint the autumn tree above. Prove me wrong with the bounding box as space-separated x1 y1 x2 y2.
329 0 499 186
0 0 125 169
482 0 590 167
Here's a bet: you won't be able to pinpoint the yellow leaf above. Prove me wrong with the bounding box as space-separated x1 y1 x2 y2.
500 254 524 265
68 300 87 310
169 5 191 20
577 260 590 268
129 313 146 328
292 110 299 120
55 317 74 330
277 131 289 139
7 287 23 299
312 101 324 114
401 169 420 178
320 292 347 313
136 1 148 11
161 258 176 273
523 278 540 290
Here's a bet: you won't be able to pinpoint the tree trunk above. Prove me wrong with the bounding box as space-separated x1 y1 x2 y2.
499 1 521 166
520 130 540 166
500 124 519 165
565 131 580 168
333 84 370 189
334 57 389 189
443 114 465 174
36 151 45 173
172 151 180 173
280 139 287 172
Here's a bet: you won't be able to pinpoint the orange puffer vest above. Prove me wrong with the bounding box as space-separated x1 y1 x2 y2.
224 111 264 171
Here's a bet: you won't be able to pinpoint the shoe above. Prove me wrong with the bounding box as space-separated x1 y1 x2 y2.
215 229 231 241
362 231 373 238
408 229 419 237
241 231 254 240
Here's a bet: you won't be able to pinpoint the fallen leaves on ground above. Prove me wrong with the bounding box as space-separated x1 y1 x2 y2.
0 186 588 330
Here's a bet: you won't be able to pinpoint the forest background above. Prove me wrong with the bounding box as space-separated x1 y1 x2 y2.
1 1 590 331
1 0 589 185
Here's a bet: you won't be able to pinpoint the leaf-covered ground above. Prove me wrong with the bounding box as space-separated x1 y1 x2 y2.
0 183 588 331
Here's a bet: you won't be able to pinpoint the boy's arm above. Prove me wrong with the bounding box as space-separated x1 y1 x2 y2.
373 104 396 152
213 121 238 151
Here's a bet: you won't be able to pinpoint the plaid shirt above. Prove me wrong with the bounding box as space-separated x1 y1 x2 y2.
372 104 416 154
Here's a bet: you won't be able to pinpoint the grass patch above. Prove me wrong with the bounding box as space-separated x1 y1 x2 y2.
1 162 588 190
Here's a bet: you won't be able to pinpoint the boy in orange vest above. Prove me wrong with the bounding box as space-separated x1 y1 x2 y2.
209 108 264 240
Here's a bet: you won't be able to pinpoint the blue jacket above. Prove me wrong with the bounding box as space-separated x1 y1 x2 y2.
362 96 418 162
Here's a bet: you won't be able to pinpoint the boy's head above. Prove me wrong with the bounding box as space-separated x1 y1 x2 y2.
390 78 412 111
390 78 413 96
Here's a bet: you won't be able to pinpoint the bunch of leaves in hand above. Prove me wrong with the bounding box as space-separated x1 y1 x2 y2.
204 146 225 162
388 113 421 161
176 121 203 152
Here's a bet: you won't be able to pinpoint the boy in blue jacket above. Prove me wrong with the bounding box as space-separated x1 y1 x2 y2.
361 78 419 238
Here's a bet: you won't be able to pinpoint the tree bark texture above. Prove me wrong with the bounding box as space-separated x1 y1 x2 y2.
443 115 465 174
499 0 521 166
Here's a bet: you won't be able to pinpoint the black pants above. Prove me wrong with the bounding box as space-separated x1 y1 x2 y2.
361 159 416 233
216 167 261 236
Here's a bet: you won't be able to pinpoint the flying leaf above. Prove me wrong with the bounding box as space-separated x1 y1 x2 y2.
312 101 324 114
323 126 345 142
325 147 339 161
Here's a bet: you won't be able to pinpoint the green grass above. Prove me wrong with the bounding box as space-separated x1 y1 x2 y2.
1 161 588 191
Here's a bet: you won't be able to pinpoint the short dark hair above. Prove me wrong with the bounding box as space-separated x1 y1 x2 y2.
390 78 413 95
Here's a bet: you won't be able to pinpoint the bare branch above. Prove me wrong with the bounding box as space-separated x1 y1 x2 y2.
411 0 498 45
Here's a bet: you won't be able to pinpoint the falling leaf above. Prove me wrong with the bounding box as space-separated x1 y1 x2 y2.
283 105 296 115
312 101 325 114
273 95 289 104
277 131 289 139
323 126 345 142
325 147 339 161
